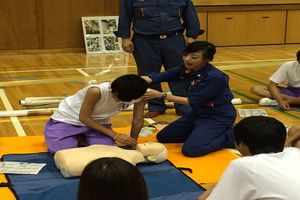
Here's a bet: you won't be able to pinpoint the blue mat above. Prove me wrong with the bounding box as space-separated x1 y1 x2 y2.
1 153 204 200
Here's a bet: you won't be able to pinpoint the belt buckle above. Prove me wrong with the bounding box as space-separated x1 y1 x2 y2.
159 35 167 39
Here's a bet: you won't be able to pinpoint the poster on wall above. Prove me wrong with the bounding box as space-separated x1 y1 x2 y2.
81 16 123 54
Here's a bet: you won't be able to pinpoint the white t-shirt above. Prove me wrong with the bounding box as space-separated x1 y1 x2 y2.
269 61 300 88
207 147 300 200
52 82 137 126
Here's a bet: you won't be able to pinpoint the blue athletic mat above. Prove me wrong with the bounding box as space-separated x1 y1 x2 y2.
1 153 204 200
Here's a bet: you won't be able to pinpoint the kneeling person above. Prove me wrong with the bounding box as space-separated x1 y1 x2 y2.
143 41 236 157
44 74 148 153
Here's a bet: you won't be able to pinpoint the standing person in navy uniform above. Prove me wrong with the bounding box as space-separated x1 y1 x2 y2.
114 0 202 118
143 41 236 157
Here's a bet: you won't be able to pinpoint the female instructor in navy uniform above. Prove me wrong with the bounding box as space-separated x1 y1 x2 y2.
115 0 202 118
143 41 236 157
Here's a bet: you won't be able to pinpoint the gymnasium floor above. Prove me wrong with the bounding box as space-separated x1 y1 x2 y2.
0 44 299 137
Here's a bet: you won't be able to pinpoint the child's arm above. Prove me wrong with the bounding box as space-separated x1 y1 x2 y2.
268 81 291 110
285 125 300 148
130 100 147 140
79 87 137 146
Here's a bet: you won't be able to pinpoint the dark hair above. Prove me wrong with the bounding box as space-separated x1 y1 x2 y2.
234 116 286 155
297 50 300 60
184 41 216 61
77 157 148 200
111 74 148 102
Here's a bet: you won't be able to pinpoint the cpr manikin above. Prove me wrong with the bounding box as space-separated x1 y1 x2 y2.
54 142 168 178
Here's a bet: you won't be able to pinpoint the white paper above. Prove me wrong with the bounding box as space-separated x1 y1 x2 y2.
0 162 46 175
238 109 268 117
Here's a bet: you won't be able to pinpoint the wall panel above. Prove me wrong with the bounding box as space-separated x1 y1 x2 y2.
41 0 105 48
0 0 40 50
286 10 300 43
0 0 117 50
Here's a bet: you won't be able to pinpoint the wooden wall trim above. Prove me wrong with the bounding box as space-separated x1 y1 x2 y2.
196 4 300 12
194 0 300 6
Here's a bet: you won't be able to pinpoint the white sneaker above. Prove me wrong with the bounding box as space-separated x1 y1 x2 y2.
259 98 279 106
231 98 242 105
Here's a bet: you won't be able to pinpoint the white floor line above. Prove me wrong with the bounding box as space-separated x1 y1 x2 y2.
0 65 136 74
76 69 90 77
0 89 26 136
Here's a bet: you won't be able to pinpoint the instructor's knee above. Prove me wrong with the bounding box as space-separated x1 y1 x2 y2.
156 131 168 142
181 145 210 157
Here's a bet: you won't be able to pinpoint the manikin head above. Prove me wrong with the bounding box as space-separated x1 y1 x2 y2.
137 142 168 163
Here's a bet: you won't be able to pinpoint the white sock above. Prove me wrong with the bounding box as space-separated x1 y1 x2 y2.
259 98 278 106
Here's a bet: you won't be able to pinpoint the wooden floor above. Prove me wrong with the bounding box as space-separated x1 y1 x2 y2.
0 44 299 137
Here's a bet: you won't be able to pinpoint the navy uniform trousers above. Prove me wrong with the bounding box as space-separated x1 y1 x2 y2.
133 33 190 115
157 105 236 157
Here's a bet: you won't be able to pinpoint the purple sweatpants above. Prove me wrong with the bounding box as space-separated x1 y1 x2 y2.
281 87 300 97
44 118 114 153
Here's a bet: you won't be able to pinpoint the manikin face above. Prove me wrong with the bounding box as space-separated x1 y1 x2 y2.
136 142 166 155
183 51 208 73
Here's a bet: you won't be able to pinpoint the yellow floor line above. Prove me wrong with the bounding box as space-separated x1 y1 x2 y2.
0 89 26 136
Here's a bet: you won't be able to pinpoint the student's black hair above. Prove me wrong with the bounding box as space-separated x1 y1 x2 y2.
297 50 300 61
184 41 216 61
234 116 286 155
77 157 148 200
111 74 148 102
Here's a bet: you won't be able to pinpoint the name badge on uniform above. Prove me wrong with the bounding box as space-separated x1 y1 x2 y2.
190 74 201 86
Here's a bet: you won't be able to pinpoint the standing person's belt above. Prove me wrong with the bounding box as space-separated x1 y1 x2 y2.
135 32 181 40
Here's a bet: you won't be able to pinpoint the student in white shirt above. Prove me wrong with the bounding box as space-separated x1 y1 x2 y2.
198 116 300 200
251 50 300 110
44 74 148 153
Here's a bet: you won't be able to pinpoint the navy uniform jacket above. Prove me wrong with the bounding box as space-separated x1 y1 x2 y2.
115 0 201 38
148 64 235 117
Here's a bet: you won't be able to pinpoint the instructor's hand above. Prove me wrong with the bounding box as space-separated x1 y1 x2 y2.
122 38 134 53
114 133 137 147
143 89 163 100
185 37 196 45
141 76 153 83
